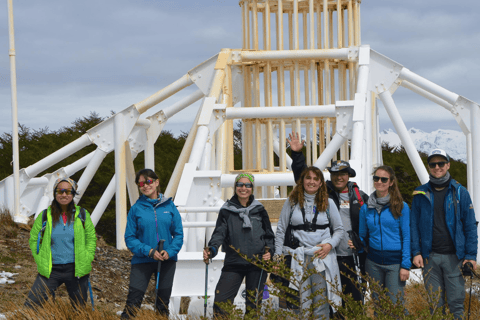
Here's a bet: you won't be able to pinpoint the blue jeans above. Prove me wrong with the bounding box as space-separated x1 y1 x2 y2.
423 253 465 320
365 258 405 304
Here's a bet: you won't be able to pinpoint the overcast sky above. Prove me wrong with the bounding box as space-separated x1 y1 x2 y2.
1 0 479 137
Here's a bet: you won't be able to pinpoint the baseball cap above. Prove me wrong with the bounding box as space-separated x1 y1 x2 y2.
427 149 450 163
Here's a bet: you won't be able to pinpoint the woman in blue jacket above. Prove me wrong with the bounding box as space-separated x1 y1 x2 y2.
121 169 183 318
349 165 410 304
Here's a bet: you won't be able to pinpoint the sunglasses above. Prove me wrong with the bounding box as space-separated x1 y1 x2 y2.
137 179 156 187
56 188 73 195
235 182 253 188
428 161 448 169
373 176 389 183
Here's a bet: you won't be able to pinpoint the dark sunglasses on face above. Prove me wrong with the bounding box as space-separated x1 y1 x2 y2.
137 179 155 187
373 176 389 183
56 188 73 195
428 161 448 169
235 182 253 188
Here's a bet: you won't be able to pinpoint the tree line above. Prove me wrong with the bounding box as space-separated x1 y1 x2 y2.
0 114 467 244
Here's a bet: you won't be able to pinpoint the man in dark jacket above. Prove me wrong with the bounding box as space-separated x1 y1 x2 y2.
288 132 368 309
411 149 477 319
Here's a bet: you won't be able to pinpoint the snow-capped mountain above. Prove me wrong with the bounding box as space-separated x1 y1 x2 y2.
380 128 466 163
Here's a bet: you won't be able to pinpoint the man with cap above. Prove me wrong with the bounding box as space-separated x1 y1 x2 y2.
411 148 477 319
288 132 369 309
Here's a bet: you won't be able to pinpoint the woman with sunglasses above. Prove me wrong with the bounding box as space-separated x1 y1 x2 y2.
25 178 96 309
349 165 411 306
203 173 275 316
121 169 183 318
275 166 343 318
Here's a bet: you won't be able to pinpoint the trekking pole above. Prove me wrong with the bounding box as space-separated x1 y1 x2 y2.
88 278 95 311
467 274 472 320
204 247 212 319
155 239 166 313
256 246 270 304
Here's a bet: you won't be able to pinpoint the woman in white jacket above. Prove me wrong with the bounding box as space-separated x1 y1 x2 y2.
275 166 344 318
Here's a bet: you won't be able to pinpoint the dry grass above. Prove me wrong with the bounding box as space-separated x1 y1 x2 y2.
0 207 19 239
2 299 173 320
1 209 479 319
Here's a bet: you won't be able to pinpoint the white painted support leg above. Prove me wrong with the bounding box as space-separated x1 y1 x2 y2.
114 113 128 250
378 90 429 184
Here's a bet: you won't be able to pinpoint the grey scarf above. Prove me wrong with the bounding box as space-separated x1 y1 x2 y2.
367 192 390 214
429 171 451 188
223 199 265 229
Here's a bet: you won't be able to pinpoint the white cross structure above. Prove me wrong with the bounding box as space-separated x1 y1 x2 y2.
1 1 479 315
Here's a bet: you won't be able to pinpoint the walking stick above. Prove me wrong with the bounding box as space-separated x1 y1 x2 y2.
204 247 212 318
256 246 270 304
155 239 166 313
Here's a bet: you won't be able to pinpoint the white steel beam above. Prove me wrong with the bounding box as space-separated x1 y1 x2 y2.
313 133 348 169
163 89 205 119
239 48 353 61
74 149 108 203
399 68 459 105
378 90 429 184
188 126 209 169
226 105 336 119
114 113 127 250
24 135 92 178
470 103 480 211
134 74 194 114
7 0 20 221
220 173 296 187
90 175 116 226
64 151 96 177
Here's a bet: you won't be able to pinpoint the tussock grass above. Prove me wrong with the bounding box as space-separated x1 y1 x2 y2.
0 207 19 239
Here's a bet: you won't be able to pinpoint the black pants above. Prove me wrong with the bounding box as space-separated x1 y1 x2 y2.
337 255 364 304
25 263 89 309
121 260 176 318
213 264 268 317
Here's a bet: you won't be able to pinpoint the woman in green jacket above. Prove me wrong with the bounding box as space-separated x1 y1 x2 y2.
25 178 96 309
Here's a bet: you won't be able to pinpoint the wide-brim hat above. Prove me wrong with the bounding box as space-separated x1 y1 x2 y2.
427 149 450 163
326 160 356 177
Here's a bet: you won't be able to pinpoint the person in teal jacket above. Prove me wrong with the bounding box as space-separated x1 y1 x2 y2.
25 178 96 309
349 165 411 306
121 169 184 319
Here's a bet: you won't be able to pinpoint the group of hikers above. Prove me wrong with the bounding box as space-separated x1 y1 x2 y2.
24 132 477 320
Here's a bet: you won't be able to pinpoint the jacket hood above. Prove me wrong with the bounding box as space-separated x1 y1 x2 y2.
136 193 171 208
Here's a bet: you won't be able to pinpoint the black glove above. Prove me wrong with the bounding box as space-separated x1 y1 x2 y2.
347 230 363 253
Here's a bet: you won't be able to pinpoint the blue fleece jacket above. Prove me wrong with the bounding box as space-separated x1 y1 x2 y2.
411 179 477 261
125 194 184 264
359 202 411 270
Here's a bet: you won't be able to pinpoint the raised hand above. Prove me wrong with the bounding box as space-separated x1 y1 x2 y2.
287 132 305 152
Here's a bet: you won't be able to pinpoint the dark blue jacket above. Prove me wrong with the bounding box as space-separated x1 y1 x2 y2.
410 179 477 261
359 202 411 270
125 194 184 264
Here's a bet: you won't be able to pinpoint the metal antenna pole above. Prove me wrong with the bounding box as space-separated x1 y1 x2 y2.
6 0 21 221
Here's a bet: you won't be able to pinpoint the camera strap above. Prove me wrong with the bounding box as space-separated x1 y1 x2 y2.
300 205 319 225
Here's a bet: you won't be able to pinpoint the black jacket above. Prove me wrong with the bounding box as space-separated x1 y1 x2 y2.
208 194 275 267
290 150 368 234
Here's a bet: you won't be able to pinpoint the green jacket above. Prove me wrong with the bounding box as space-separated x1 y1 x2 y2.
29 205 96 278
